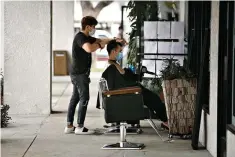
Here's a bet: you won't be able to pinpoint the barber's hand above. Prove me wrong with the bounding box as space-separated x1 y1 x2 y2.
115 38 128 45
99 41 106 49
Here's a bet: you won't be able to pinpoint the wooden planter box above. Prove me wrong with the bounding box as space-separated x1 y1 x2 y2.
162 78 197 135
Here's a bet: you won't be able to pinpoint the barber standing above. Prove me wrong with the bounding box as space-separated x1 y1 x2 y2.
64 16 126 135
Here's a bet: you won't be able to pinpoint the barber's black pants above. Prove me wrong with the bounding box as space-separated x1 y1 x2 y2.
67 74 90 127
141 86 168 122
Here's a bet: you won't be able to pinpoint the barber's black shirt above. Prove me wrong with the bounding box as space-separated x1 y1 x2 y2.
70 32 96 75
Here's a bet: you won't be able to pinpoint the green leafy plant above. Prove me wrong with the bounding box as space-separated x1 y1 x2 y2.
126 1 159 66
1 69 11 128
126 1 137 66
160 58 196 81
141 77 162 95
126 1 162 94
1 104 11 128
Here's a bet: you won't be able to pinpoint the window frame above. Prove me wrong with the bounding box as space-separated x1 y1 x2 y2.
232 31 235 126
226 1 235 134
232 2 235 123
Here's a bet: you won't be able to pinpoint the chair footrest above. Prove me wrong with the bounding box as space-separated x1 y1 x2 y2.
104 128 142 134
101 142 145 150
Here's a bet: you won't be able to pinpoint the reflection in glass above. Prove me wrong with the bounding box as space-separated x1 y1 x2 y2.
144 21 158 39
157 22 171 39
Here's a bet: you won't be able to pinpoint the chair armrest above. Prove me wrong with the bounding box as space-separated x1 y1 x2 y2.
103 86 142 96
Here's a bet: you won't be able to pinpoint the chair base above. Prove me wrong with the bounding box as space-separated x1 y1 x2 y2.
104 127 142 135
101 142 145 150
146 119 174 142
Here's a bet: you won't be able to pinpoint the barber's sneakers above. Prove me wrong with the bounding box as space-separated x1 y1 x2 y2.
75 127 95 135
64 126 76 134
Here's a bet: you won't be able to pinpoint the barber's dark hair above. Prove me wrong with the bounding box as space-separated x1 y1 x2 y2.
81 16 98 30
107 40 122 55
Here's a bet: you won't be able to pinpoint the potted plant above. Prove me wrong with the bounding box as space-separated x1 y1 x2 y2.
160 58 196 136
1 69 11 128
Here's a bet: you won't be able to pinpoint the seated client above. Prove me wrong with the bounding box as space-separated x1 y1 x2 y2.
96 40 168 128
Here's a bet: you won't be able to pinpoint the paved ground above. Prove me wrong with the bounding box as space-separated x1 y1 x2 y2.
1 72 212 157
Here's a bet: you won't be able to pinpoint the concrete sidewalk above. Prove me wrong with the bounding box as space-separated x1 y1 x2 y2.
1 73 212 157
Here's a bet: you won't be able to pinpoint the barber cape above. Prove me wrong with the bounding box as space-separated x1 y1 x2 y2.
96 61 139 109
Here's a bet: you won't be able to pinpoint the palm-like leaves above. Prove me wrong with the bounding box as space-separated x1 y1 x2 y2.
127 1 159 66
160 58 196 80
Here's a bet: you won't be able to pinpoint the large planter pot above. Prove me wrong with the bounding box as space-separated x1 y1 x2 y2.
162 78 197 135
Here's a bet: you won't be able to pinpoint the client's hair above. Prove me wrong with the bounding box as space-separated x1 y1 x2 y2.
107 40 122 56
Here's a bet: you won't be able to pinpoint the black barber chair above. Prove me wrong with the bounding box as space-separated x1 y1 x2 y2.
99 78 145 150
99 80 142 135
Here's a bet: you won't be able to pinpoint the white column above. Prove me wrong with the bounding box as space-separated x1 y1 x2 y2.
4 1 52 115
227 130 235 157
52 1 74 75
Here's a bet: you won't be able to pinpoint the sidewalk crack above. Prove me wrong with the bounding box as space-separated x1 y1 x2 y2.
22 135 37 157
22 115 49 157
